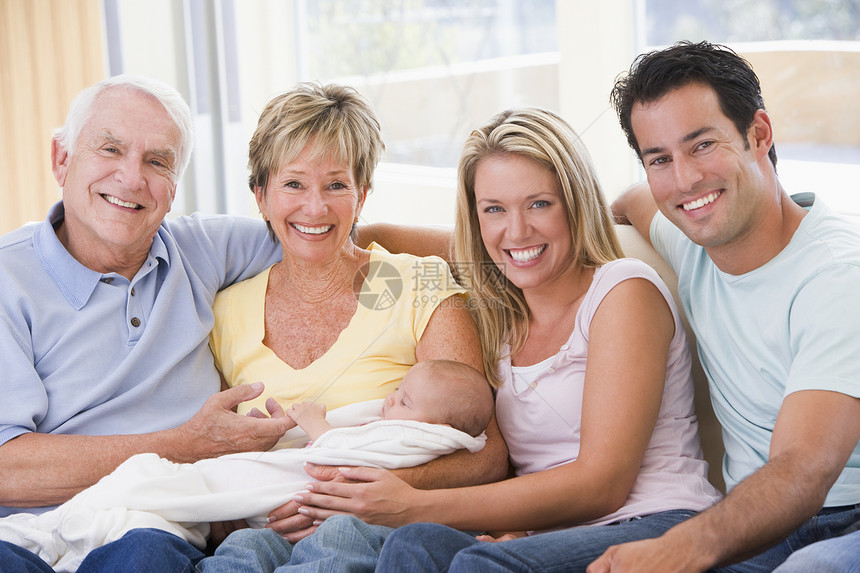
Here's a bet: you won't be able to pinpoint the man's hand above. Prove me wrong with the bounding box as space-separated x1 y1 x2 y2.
587 536 703 573
171 383 296 462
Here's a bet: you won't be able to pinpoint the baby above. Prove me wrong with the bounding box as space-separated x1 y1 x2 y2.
288 358 494 441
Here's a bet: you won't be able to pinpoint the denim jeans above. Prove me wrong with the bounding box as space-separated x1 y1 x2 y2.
376 505 860 573
0 528 204 573
770 512 860 573
375 509 697 573
197 516 393 573
76 528 205 573
0 540 56 573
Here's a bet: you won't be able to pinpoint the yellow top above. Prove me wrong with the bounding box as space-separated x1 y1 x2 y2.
210 243 466 415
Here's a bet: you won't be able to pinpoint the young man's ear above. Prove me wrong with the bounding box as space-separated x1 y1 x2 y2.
749 109 774 160
51 138 70 187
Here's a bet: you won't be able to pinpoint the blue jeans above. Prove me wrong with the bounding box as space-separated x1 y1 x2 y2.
77 528 205 572
0 528 204 573
376 509 696 573
377 505 860 573
771 521 860 573
0 540 55 573
197 516 392 573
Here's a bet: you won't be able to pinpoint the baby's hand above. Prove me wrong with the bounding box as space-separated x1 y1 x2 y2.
287 402 332 442
287 401 326 424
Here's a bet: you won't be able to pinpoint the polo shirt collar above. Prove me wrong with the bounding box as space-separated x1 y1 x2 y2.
33 202 169 310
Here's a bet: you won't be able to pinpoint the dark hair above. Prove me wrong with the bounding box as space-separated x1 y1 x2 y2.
610 40 777 168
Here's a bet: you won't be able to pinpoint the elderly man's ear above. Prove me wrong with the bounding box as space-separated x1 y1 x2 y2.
51 139 70 187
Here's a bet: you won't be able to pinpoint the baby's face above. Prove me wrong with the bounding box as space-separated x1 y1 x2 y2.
381 370 439 423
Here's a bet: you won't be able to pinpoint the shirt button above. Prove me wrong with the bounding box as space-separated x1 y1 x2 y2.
130 317 141 327
560 344 569 350
101 277 114 284
547 367 555 373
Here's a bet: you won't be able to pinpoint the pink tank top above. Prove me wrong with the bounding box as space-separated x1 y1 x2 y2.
495 258 722 529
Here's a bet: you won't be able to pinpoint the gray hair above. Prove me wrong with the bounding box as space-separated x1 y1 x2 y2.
53 74 194 180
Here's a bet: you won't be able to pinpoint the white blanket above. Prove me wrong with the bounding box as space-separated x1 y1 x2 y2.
0 400 485 572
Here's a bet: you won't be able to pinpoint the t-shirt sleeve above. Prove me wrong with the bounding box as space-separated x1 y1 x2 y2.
787 263 860 399
650 211 690 273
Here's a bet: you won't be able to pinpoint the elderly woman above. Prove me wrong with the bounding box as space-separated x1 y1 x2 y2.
251 108 723 573
206 83 506 546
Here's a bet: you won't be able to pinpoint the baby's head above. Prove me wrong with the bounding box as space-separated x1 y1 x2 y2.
382 359 494 437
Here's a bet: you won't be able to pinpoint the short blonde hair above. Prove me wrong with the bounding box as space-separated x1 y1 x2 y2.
454 108 622 386
248 82 385 197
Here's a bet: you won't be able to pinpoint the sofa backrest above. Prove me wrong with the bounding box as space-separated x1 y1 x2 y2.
615 225 726 493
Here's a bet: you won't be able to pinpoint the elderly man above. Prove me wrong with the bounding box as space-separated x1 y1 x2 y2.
0 75 292 571
0 75 504 572
592 41 860 572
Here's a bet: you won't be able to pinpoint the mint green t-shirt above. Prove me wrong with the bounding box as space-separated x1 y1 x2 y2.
651 196 860 506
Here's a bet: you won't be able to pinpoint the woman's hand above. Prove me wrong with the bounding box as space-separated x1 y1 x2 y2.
475 531 527 543
291 464 425 528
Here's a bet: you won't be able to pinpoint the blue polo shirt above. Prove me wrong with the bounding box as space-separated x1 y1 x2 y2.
0 202 280 516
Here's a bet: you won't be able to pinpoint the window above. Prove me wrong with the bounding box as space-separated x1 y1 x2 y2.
640 0 860 217
105 0 860 224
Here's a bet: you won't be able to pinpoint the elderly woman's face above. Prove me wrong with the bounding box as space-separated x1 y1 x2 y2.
256 143 366 264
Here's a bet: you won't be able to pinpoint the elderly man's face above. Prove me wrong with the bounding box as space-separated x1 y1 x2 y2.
52 87 181 270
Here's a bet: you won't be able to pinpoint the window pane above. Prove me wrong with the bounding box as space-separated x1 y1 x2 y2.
644 0 860 45
298 0 558 169
304 0 557 78
642 0 860 217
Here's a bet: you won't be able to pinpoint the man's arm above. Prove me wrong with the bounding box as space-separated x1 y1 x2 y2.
588 389 860 573
0 383 295 507
610 182 658 245
356 222 453 261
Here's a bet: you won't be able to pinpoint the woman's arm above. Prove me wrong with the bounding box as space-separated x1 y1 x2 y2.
397 296 508 488
295 277 675 531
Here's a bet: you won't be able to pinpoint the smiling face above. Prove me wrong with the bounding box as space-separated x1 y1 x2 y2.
52 88 180 273
631 82 772 252
256 143 367 264
473 153 573 293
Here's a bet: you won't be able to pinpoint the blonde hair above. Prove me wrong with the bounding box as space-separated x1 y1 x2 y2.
454 108 622 386
247 83 385 236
